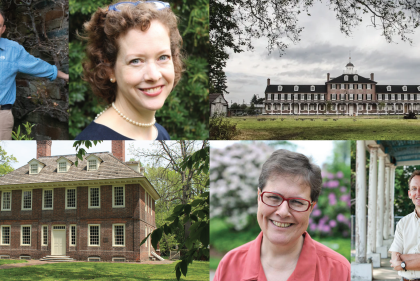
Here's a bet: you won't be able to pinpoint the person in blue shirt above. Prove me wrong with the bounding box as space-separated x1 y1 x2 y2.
0 9 69 140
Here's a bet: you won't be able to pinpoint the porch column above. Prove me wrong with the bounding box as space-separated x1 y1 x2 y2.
356 140 367 263
367 145 378 254
280 103 283 115
298 103 301 115
271 103 273 114
389 165 396 236
376 154 386 249
316 103 319 115
383 164 391 239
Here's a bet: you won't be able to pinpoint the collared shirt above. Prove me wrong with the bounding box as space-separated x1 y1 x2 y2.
0 38 57 105
389 210 420 279
214 231 350 281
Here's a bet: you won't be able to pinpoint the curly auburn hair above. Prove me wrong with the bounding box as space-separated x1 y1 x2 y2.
82 1 183 104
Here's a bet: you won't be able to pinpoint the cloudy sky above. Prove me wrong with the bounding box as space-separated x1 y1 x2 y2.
224 1 420 105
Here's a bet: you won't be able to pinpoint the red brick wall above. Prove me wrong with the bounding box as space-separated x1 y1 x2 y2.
36 141 52 158
112 141 125 162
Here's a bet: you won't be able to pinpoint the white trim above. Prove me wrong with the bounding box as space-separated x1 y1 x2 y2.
112 224 125 247
112 185 125 208
65 188 77 209
403 86 407 91
88 224 100 246
87 257 101 262
42 189 54 210
1 225 11 245
21 190 32 210
21 225 31 246
278 85 283 91
57 161 67 173
387 86 391 91
88 187 101 209
112 257 126 262
69 225 76 246
29 164 38 175
1 191 11 211
42 225 48 246
294 85 299 91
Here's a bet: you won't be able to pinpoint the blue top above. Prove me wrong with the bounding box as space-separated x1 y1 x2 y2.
75 121 171 140
0 38 57 105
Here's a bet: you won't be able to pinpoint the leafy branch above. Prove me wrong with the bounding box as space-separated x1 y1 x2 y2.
73 140 103 167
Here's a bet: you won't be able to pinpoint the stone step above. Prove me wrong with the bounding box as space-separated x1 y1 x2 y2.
40 256 74 262
45 256 71 258
40 259 74 262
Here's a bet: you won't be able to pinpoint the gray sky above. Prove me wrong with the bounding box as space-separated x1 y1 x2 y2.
224 1 420 105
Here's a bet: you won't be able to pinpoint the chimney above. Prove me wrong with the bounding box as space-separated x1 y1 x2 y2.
370 73 374 81
112 140 125 162
267 78 270 86
37 140 52 158
327 73 330 81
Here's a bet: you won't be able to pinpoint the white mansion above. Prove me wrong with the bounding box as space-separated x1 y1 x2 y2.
263 61 420 115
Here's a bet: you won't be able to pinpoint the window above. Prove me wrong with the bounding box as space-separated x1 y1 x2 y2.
358 84 362 89
417 94 420 100
280 94 284 100
42 226 48 246
113 186 125 208
410 94 414 100
309 104 314 110
358 94 363 100
310 86 315 91
332 84 336 89
1 226 10 245
403 86 407 91
367 94 372 101
367 84 371 90
331 105 336 111
349 84 354 89
22 190 32 210
340 94 345 100
293 94 298 100
349 94 354 101
89 187 100 208
385 94 389 100
358 104 363 110
70 225 76 246
30 164 38 174
278 86 283 91
378 94 382 100
404 94 408 100
21 225 31 246
367 104 372 110
354 75 358 81
391 94 395 100
340 105 345 111
88 225 100 246
1 191 11 211
314 94 318 101
387 86 391 91
294 86 299 91
66 188 76 209
113 224 125 247
321 94 325 101
300 94 304 101
344 75 348 81
341 84 345 89
307 94 311 101
331 94 336 100
267 94 271 100
43 189 53 210
418 86 420 91
58 162 67 173
88 160 97 171
287 94 292 100
398 94 401 100
274 94 278 100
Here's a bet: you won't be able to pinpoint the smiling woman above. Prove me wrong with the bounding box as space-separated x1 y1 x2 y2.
75 1 183 140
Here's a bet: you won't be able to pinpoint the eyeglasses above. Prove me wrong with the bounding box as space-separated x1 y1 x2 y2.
108 1 170 12
260 191 313 212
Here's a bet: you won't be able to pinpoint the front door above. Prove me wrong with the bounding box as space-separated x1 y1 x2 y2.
349 104 354 116
294 104 298 114
52 228 66 256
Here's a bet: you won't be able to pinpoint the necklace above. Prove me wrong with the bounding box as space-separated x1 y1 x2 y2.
95 103 156 127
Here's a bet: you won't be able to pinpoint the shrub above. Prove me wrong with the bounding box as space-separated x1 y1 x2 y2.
209 113 240 140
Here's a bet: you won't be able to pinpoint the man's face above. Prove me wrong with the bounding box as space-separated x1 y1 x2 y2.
408 175 420 208
0 14 6 38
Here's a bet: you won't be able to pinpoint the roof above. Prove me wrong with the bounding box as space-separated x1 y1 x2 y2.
346 62 354 67
376 85 420 93
374 141 420 166
210 93 228 104
327 74 376 84
265 85 326 93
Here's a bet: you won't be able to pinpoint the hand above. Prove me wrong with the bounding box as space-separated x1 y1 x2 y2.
57 70 69 83
390 254 402 271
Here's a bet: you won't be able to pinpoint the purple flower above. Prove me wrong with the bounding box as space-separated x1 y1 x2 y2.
340 194 351 207
327 180 340 188
328 193 337 205
327 173 334 179
322 225 331 233
310 223 317 232
329 220 337 227
312 209 321 217
340 187 347 193
337 213 346 223
336 171 343 179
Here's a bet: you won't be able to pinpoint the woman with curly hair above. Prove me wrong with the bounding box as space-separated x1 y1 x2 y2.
75 1 183 140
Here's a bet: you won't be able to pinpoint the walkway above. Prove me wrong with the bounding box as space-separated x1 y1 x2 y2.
373 257 400 281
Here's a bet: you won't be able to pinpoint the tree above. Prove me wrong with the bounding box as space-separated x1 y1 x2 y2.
210 0 420 93
230 102 240 110
0 145 17 176
247 103 256 115
240 104 247 110
251 94 258 104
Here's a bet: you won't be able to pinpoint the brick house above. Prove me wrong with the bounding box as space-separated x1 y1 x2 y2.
264 60 420 116
0 141 159 262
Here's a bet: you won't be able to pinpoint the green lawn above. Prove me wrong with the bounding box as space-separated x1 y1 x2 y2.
210 217 350 270
0 259 27 265
0 261 209 280
228 116 420 139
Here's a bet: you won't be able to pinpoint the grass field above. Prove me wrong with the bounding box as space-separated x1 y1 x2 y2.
210 217 351 270
0 259 27 266
0 261 209 280
228 116 420 139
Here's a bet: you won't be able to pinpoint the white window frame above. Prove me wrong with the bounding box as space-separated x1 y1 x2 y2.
367 94 372 101
358 104 364 110
321 94 325 101
70 225 76 246
287 94 291 100
397 94 401 100
418 86 420 91
42 189 53 210
294 85 299 91
354 75 358 81
88 187 101 208
404 94 408 100
278 86 283 91
410 94 414 100
391 94 395 101
349 94 354 101
385 94 389 101
1 191 11 211
349 84 354 90
280 94 284 100
367 84 371 90
358 84 362 89
293 94 298 100
42 225 48 246
310 86 315 91
21 190 32 210
331 84 336 89
30 164 38 175
112 185 125 208
112 224 125 247
417 94 420 100
65 188 77 209
367 104 372 110
88 224 100 247
331 94 336 101
403 86 407 91
87 160 98 171
378 94 382 100
21 225 31 246
387 86 391 91
358 94 363 101
340 94 345 101
1 225 11 245
314 94 318 101
274 94 278 100
331 105 336 111
307 94 312 101
344 75 348 81
58 161 67 173
300 94 304 101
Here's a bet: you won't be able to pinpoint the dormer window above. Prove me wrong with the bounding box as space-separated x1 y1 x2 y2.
387 86 391 91
278 86 283 91
59 162 66 172
28 159 45 175
294 86 299 91
57 157 72 173
354 75 358 81
310 86 315 91
403 86 407 91
418 86 420 91
88 160 97 170
344 75 348 81
86 155 102 171
30 164 38 174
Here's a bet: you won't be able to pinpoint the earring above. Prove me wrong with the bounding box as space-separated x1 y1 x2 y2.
110 78 115 83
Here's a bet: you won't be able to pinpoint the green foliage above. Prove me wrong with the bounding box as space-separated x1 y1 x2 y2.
0 146 17 176
69 0 209 139
72 140 103 167
0 259 27 265
209 114 240 140
11 122 35 140
394 165 420 216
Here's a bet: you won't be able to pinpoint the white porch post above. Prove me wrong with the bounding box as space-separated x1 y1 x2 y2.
271 103 273 114
383 165 390 239
316 103 319 115
280 103 283 115
389 165 396 236
376 155 385 249
356 141 367 263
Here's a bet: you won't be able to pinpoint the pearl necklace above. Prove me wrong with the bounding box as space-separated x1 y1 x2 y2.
95 102 156 127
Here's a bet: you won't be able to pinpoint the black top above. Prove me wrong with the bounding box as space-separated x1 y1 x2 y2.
75 121 170 140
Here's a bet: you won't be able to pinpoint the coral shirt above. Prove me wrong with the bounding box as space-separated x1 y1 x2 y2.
214 232 350 281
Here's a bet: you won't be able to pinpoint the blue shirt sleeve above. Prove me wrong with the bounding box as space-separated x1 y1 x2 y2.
17 45 57 81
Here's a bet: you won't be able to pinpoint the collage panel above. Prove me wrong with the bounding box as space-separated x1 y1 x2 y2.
0 1 69 140
352 141 420 281
0 140 210 280
210 141 351 280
